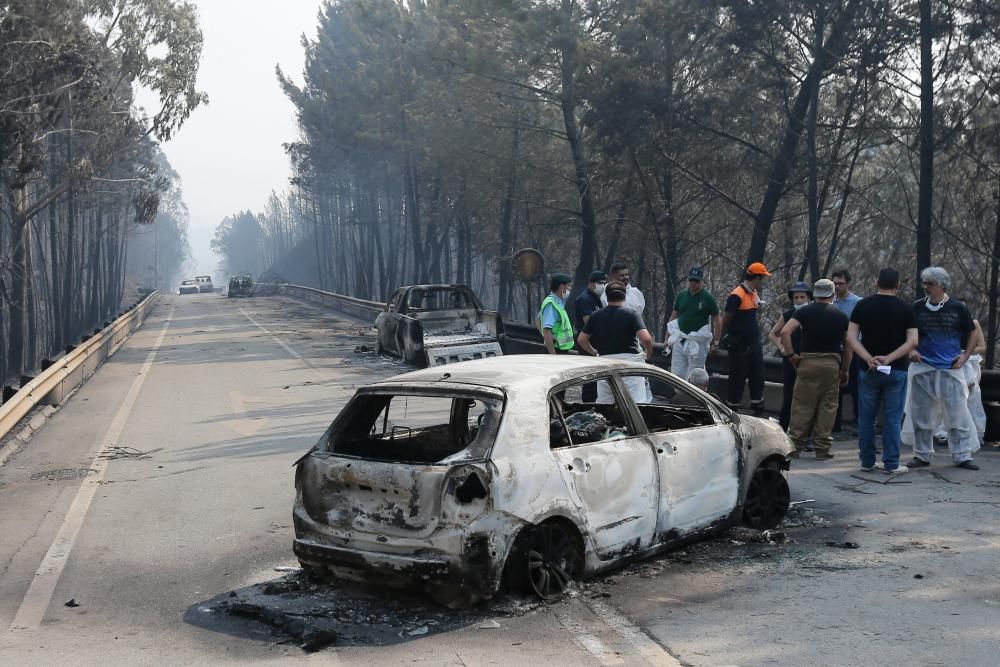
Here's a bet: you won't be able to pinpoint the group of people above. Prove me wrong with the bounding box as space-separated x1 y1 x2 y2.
537 260 986 473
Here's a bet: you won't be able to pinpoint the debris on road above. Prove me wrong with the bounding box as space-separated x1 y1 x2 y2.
825 541 860 549
478 620 501 629
31 468 95 481
64 598 80 608
274 566 301 573
97 446 162 460
353 345 373 353
224 601 338 652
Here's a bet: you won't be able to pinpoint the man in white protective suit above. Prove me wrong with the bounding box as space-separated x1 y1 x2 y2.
664 266 721 382
905 267 980 471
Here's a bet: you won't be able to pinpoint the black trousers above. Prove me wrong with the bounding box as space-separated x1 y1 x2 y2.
727 337 765 406
779 357 797 430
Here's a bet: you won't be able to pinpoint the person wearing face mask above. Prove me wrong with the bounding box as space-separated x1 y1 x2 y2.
665 266 721 381
575 271 607 333
768 281 812 431
600 261 646 316
538 273 575 355
903 266 979 470
574 271 607 402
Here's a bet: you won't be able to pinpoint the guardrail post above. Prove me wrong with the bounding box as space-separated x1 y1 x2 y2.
2 386 15 403
65 345 76 354
19 375 34 388
40 359 54 371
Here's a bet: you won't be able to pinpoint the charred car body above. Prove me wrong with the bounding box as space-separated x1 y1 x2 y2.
374 284 503 366
293 356 794 608
178 279 199 295
227 275 253 297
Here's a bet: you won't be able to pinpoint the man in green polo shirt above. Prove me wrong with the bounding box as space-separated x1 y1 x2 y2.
666 266 721 381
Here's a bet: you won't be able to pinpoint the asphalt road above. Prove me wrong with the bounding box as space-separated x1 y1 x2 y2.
1 293 998 665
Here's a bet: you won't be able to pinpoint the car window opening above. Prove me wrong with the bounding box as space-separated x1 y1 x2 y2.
331 393 501 464
626 374 715 432
550 381 634 449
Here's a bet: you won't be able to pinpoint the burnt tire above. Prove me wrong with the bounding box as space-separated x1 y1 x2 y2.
505 522 583 601
743 467 791 529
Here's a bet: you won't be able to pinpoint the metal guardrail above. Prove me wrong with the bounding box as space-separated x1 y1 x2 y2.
0 291 160 441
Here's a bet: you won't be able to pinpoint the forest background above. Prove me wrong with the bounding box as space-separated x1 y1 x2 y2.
7 0 1000 386
213 0 1000 370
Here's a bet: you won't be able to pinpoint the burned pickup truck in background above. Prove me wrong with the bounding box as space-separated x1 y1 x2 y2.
374 284 504 366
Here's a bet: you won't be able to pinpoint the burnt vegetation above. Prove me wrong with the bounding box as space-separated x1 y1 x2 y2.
0 1 205 384
206 0 1000 365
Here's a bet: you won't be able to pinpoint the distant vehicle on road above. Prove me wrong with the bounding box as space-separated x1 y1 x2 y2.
374 284 503 366
195 275 214 293
293 355 794 608
178 279 199 295
227 275 253 298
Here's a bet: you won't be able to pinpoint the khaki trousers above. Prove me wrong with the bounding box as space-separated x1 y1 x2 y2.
788 353 841 454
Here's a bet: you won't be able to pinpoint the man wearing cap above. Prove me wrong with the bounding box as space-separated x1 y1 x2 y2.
720 262 771 411
768 281 813 431
575 271 607 332
539 273 574 355
666 266 721 381
780 278 853 459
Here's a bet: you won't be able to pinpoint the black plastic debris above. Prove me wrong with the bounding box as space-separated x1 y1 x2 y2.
825 541 860 549
65 599 80 608
224 602 338 652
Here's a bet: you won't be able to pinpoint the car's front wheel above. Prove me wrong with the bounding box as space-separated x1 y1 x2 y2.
743 465 790 529
505 521 583 601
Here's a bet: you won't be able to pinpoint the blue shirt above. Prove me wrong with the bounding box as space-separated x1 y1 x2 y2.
541 293 565 330
833 292 862 318
913 298 974 369
574 288 602 331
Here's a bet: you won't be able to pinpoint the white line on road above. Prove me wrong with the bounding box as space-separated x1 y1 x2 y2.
10 315 172 631
239 307 329 383
586 599 683 666
555 608 625 666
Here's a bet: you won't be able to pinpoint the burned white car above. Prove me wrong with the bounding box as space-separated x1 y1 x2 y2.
293 356 793 607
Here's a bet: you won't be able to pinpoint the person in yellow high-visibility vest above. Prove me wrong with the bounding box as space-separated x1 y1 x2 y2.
539 273 575 354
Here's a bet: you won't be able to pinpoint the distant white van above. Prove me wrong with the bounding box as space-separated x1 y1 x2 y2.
195 275 214 293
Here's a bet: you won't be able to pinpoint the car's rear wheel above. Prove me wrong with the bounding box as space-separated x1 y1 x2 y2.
743 466 790 529
506 521 582 601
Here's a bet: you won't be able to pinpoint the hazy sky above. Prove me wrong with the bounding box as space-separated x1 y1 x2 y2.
151 0 324 277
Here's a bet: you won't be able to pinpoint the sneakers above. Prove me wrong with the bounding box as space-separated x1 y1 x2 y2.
860 463 876 472
955 460 980 471
814 452 835 461
907 457 930 468
882 463 908 474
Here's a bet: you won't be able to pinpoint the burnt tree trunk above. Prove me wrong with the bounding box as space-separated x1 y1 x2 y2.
746 0 861 264
916 0 934 295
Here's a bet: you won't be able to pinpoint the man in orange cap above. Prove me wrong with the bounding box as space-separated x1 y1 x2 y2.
720 262 771 412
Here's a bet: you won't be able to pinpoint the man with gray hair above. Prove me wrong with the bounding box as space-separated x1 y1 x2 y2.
906 267 980 470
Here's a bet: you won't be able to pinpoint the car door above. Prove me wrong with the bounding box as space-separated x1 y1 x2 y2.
621 370 740 538
549 376 659 559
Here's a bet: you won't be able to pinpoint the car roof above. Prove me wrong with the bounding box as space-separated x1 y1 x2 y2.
376 355 651 392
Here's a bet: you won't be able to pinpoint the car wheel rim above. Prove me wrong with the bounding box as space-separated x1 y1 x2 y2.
744 468 790 529
525 524 578 600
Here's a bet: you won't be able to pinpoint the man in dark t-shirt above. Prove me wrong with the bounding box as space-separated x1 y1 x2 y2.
780 279 852 459
577 282 652 358
578 282 653 403
848 268 918 473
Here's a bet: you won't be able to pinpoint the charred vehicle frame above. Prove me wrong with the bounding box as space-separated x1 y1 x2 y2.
293 356 793 608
